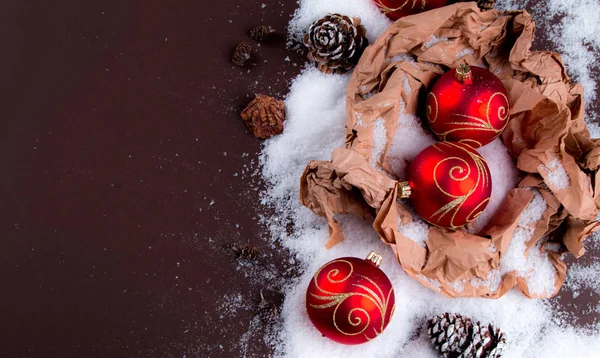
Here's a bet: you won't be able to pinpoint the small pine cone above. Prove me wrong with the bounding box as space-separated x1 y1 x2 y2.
303 13 368 75
258 299 280 325
232 42 252 67
476 0 496 11
449 0 495 11
240 94 285 139
428 313 473 357
249 25 275 41
459 321 506 358
235 245 260 260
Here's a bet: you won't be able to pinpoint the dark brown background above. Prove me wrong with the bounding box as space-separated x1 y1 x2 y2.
0 1 598 357
0 0 302 357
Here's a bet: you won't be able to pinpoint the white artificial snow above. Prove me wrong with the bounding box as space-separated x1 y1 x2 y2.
387 100 436 179
423 34 448 49
469 138 520 233
565 262 600 295
386 53 416 64
450 190 556 297
218 293 248 318
256 0 600 356
398 215 430 248
260 67 349 232
524 239 559 296
499 190 553 296
371 119 387 167
402 75 412 95
455 47 475 60
540 158 571 190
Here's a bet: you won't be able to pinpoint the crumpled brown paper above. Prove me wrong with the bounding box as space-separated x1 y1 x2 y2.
299 3 600 298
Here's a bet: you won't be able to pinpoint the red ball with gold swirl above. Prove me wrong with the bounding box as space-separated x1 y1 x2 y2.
401 141 492 228
305 252 395 345
426 64 510 148
374 0 449 20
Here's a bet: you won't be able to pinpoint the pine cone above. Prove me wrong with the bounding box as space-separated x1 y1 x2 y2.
303 14 368 75
449 0 495 11
232 42 252 67
240 94 285 139
476 0 495 11
257 289 282 325
459 322 506 358
235 245 259 260
249 25 275 42
428 313 506 358
428 313 473 357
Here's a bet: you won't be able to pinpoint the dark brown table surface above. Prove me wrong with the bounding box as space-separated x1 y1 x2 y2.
1 1 598 357
0 1 302 357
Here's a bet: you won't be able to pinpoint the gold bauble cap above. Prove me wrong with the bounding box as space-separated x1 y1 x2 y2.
366 251 383 267
456 63 472 83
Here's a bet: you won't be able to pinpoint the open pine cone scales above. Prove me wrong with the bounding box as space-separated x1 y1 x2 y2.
428 313 506 358
450 0 496 11
303 14 368 74
249 25 275 41
476 0 496 11
460 322 506 358
240 94 285 139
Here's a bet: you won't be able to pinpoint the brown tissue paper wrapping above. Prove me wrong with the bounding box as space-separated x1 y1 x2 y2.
300 3 600 298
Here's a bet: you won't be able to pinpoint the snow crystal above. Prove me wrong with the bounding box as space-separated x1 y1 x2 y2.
455 47 474 60
402 74 412 95
423 34 448 49
386 53 416 64
417 274 442 291
566 262 600 295
540 158 570 190
371 119 387 167
398 216 429 248
218 293 248 317
449 280 465 293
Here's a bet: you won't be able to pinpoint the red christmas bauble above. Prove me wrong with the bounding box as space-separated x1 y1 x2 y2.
425 64 510 148
374 0 449 20
404 142 492 228
306 252 395 345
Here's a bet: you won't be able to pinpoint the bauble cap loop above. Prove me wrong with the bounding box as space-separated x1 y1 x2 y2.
456 63 472 83
366 251 383 267
398 181 412 199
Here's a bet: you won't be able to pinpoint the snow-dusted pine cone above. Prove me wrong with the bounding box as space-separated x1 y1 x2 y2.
428 313 506 358
428 313 473 356
303 14 368 75
459 321 506 358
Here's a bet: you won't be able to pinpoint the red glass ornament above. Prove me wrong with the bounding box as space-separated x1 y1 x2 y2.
402 141 492 228
374 0 449 21
305 252 395 345
425 64 510 148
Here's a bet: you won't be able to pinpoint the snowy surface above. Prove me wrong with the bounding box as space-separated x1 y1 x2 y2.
252 0 600 357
